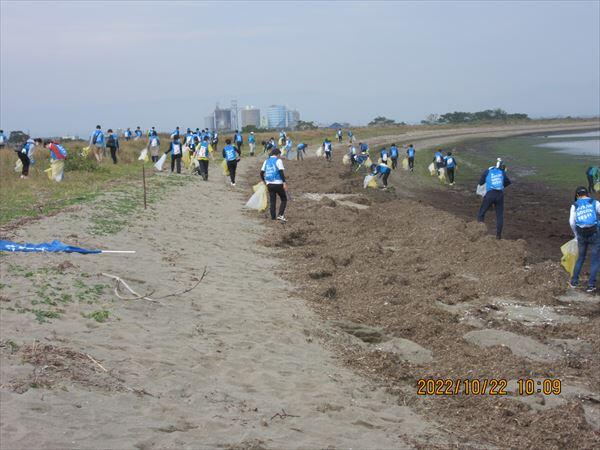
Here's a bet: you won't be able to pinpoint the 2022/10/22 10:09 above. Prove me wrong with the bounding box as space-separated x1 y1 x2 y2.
416 379 562 396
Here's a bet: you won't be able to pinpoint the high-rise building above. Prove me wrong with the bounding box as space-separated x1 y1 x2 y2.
286 110 300 130
260 116 269 129
204 115 215 130
241 106 261 129
214 107 232 131
267 105 287 129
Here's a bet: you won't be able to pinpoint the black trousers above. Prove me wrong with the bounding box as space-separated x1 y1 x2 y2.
108 146 117 164
227 160 238 183
477 190 504 237
198 160 209 180
382 172 390 187
408 156 414 169
267 183 287 219
447 168 455 183
171 154 181 173
588 174 595 192
17 152 30 176
391 157 398 169
325 151 332 161
236 142 243 153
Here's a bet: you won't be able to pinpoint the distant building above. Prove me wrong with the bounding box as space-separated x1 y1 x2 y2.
204 115 215 130
214 107 232 131
241 106 261 129
286 110 300 130
267 105 287 129
260 116 269 129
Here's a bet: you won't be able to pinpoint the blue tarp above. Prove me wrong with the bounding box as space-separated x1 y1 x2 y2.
0 240 101 254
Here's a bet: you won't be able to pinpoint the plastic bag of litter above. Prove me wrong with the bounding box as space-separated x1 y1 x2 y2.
14 159 22 172
44 160 65 182
138 148 149 162
438 167 447 183
245 182 268 212
402 158 409 170
428 162 436 176
182 148 191 168
154 153 167 171
315 146 324 158
476 184 487 197
363 174 378 189
342 154 351 165
560 239 578 276
595 182 600 192
81 146 91 157
221 159 230 176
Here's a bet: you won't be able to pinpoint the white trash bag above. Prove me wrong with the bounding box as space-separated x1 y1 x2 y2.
154 153 167 171
476 184 487 197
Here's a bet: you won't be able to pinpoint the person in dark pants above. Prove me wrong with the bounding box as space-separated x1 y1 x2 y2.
390 143 399 169
223 138 241 186
106 129 119 164
477 160 511 239
407 144 415 172
373 162 391 189
166 135 183 173
586 166 599 193
569 186 600 293
16 138 40 178
445 151 457 185
261 148 288 222
196 136 213 180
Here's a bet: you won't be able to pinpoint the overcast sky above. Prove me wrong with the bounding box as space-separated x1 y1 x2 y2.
1 0 599 136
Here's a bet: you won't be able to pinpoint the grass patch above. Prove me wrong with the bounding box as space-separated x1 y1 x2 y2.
84 310 110 323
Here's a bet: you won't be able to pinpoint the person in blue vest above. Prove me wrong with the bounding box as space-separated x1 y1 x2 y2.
337 129 343 142
0 129 6 149
433 148 444 175
260 148 288 222
389 144 399 169
223 138 241 186
477 160 512 239
211 130 219 153
586 166 599 193
134 127 143 140
407 144 415 172
15 138 41 178
323 138 333 161
372 162 391 189
380 147 389 165
444 151 457 185
106 129 120 164
348 130 354 143
163 135 183 174
359 142 369 154
348 144 357 167
297 142 307 161
234 130 243 154
171 126 180 139
124 128 132 141
569 186 600 293
248 132 256 156
89 125 105 162
285 137 293 159
195 136 214 180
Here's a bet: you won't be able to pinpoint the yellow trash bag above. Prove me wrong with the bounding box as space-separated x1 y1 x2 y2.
81 146 91 157
560 239 578 276
245 182 268 212
14 159 23 172
182 148 191 168
342 154 351 165
363 174 378 189
45 160 65 182
438 167 447 183
428 162 436 176
402 158 409 170
365 157 373 167
221 159 230 176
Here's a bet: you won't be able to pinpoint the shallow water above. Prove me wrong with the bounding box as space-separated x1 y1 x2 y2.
546 130 600 139
536 139 600 156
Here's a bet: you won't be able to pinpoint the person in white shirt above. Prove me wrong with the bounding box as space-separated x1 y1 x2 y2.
260 148 288 222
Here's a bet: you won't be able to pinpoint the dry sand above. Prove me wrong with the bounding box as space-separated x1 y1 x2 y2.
1 121 598 449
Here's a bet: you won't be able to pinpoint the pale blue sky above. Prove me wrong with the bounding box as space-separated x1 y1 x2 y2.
1 0 599 136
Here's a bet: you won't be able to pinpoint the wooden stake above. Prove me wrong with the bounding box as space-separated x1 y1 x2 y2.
142 165 147 209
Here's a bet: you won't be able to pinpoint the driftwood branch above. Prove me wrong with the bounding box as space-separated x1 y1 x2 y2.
270 409 300 420
152 266 208 300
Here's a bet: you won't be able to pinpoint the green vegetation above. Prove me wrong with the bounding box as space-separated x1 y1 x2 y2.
422 108 529 125
84 310 110 323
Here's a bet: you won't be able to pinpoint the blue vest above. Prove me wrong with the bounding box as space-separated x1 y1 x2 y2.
297 143 306 150
485 168 504 191
408 147 415 157
380 149 388 159
360 143 369 152
172 129 179 137
574 198 598 227
264 157 282 182
248 135 256 143
434 151 443 162
286 140 292 150
390 146 398 158
224 145 237 161
93 130 104 144
235 133 242 143
445 156 456 168
378 164 391 174
135 130 142 137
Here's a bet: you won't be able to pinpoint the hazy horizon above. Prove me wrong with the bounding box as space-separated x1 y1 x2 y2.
1 0 599 137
